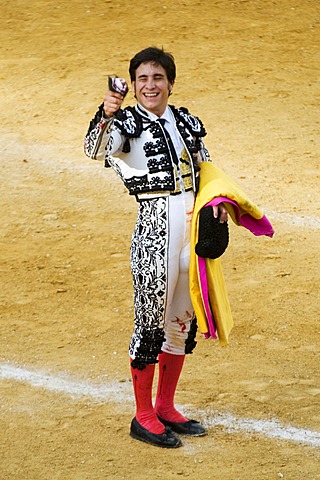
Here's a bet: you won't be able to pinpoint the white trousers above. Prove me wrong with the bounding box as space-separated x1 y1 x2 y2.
162 190 195 354
129 190 196 365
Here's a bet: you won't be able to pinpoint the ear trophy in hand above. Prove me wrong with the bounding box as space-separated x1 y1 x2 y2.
108 76 129 97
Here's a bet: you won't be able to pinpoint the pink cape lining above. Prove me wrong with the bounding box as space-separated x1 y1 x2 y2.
198 197 274 339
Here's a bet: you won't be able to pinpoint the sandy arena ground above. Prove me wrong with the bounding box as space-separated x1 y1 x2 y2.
0 0 319 479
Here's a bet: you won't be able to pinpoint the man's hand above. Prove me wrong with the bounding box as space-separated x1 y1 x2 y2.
212 203 228 223
103 90 124 118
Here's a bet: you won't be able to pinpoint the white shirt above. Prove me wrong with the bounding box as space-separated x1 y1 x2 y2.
138 104 184 158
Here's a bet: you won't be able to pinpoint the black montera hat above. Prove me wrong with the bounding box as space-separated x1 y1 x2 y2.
195 206 229 259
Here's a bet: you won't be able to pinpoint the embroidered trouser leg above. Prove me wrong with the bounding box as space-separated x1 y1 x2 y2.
129 191 197 368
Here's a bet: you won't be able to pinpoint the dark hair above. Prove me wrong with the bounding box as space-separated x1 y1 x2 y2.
129 47 176 84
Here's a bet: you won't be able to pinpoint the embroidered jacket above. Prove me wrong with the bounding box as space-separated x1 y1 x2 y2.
84 104 211 198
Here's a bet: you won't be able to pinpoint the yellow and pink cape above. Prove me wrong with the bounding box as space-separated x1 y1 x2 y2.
189 162 274 345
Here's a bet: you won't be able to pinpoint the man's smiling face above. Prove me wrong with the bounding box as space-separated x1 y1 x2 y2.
132 62 174 117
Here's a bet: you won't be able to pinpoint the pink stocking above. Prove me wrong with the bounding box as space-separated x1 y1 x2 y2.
155 352 188 423
130 361 165 434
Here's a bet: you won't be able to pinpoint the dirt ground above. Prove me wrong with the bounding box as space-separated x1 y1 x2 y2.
0 0 319 479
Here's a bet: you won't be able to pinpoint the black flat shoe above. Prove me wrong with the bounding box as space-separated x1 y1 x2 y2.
130 418 183 448
157 416 206 437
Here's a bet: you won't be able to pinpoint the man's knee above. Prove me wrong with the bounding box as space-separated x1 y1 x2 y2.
130 326 165 369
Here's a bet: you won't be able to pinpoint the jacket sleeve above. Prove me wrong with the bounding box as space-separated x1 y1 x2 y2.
84 103 123 162
197 138 212 163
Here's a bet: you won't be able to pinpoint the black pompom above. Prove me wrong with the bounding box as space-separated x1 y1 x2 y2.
122 138 131 153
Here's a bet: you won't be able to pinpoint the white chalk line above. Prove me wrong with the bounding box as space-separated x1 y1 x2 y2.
1 363 319 448
0 363 133 403
196 409 320 449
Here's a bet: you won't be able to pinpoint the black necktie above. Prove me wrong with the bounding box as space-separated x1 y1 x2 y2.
157 118 179 166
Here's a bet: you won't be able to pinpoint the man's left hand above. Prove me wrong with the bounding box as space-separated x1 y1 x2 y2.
212 204 228 223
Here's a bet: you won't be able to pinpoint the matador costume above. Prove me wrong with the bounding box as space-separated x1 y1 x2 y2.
84 102 211 369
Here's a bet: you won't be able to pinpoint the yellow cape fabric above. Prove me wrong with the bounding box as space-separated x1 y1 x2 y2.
189 162 266 346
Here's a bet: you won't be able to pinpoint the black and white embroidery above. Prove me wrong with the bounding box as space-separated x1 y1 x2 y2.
144 139 168 156
84 117 109 159
107 155 126 183
84 103 208 195
147 155 173 173
170 105 207 138
130 326 166 369
124 174 149 192
129 197 169 364
113 107 143 138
